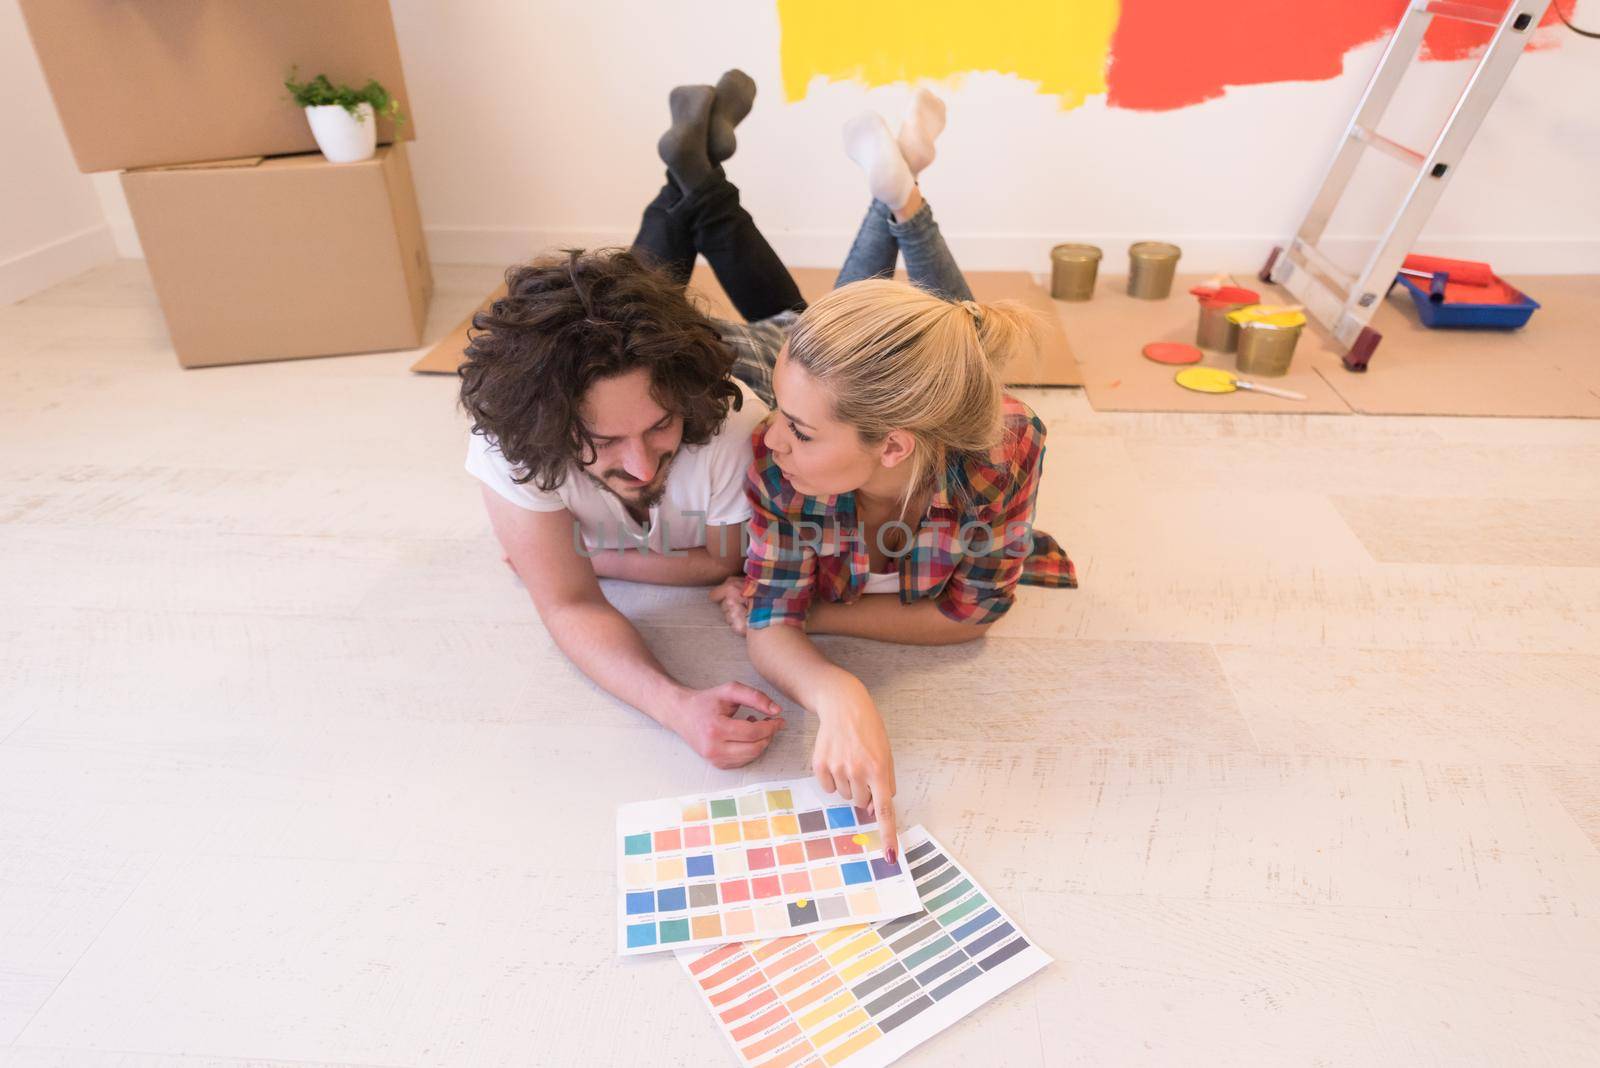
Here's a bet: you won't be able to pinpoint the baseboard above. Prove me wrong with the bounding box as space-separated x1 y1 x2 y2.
93 219 1600 277
107 219 143 260
0 224 118 305
419 226 1600 276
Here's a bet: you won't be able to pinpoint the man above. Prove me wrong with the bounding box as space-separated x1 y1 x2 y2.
460 71 805 768
462 247 791 768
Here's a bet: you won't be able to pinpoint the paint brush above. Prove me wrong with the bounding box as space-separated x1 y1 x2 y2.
1231 378 1306 400
1175 365 1307 400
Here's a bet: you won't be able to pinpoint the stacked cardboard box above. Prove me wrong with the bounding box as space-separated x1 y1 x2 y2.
19 0 433 368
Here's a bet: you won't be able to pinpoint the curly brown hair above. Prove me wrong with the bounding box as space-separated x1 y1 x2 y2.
459 248 743 491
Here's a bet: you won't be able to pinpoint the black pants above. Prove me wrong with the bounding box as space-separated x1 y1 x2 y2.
630 169 806 323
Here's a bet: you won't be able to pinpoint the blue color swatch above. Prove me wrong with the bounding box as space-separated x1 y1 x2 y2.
841 860 873 885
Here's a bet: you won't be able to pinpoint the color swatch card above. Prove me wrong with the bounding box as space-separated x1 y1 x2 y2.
678 826 1050 1068
617 778 920 956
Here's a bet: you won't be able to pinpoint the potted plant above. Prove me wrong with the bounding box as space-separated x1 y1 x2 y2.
285 68 406 164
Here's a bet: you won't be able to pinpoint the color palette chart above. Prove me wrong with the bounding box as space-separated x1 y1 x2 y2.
617 778 920 956
677 826 1050 1067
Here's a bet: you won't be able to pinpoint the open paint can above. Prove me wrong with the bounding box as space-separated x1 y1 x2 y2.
1127 241 1182 299
1228 305 1307 377
1191 284 1261 352
1050 243 1102 301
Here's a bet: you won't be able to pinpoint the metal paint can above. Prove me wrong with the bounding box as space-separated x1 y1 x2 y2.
1193 286 1260 352
1127 241 1182 299
1197 301 1245 351
1234 322 1302 377
1050 243 1102 301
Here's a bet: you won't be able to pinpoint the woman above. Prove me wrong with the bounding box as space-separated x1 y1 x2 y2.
702 91 1077 857
635 75 1074 851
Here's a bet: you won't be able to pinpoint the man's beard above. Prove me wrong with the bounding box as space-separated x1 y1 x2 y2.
584 454 674 513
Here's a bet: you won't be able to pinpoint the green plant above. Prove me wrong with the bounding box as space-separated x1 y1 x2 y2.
284 67 406 125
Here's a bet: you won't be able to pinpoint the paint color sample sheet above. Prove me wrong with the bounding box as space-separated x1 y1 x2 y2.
677 826 1050 1067
617 778 920 956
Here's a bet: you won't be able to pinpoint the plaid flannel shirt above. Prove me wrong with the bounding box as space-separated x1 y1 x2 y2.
742 394 1077 629
716 309 796 409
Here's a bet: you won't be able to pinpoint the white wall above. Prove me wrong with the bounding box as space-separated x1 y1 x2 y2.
389 0 1600 274
0 0 115 303
88 1 1600 274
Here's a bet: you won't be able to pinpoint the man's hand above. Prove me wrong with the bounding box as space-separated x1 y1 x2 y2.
812 677 899 864
667 682 785 769
709 576 751 635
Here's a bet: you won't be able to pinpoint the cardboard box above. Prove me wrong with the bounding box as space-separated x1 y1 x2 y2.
123 144 433 368
19 0 416 173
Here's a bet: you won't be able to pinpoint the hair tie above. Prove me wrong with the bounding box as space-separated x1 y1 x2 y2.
959 300 983 328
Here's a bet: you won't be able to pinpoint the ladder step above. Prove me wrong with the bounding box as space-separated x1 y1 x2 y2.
1414 0 1510 28
1286 240 1357 303
1351 123 1426 167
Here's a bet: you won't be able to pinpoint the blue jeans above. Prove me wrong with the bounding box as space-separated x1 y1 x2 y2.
834 199 974 302
633 178 973 404
634 172 972 317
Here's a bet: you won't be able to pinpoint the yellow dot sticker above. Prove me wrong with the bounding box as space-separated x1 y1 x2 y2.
796 899 808 908
852 834 869 846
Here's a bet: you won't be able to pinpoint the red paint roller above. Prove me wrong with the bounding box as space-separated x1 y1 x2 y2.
1401 255 1495 287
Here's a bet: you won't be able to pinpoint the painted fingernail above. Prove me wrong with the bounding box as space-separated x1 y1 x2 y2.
887 848 897 866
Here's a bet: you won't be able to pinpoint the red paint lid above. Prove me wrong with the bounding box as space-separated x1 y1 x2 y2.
1191 285 1260 308
1142 341 1203 365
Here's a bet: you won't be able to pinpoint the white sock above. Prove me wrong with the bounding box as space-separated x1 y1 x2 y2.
897 88 946 176
843 112 915 213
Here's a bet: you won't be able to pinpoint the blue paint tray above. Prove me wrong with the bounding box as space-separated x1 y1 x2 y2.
1394 273 1540 330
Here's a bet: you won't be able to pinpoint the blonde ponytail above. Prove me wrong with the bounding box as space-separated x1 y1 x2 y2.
965 298 1041 378
785 279 1042 507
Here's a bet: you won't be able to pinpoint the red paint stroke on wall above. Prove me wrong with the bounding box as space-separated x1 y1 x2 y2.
1421 3 1560 60
1106 1 1561 112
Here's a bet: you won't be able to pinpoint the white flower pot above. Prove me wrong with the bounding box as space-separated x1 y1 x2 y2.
304 102 377 163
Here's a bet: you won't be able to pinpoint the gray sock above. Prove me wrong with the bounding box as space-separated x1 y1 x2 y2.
657 85 716 193
708 69 756 164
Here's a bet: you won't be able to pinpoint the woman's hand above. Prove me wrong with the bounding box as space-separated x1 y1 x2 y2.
709 576 751 635
812 676 899 862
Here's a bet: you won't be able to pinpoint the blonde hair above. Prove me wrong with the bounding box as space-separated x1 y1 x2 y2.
785 278 1041 506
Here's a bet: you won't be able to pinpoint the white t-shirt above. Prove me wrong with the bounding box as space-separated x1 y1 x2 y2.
862 570 900 595
466 379 769 554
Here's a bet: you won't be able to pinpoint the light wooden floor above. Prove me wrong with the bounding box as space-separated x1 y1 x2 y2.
3 262 1599 1067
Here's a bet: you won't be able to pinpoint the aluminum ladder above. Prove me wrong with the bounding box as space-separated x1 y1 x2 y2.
1260 0 1551 371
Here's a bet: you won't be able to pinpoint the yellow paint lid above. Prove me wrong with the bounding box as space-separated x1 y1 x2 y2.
1226 304 1306 328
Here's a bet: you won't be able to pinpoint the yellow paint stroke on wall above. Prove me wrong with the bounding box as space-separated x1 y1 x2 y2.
777 0 1120 110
